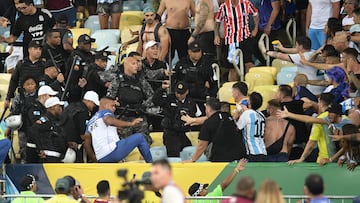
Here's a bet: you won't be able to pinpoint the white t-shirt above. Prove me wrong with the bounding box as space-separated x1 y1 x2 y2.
309 0 340 29
236 109 267 156
161 183 185 203
289 52 325 95
86 110 119 160
343 15 355 26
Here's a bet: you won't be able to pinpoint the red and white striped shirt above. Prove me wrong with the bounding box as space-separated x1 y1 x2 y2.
215 0 258 45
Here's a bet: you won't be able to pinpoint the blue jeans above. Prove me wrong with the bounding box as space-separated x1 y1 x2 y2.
99 133 153 163
308 28 326 50
0 139 11 164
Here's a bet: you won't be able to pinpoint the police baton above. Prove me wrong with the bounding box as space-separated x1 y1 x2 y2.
62 55 80 100
47 49 66 86
0 107 8 121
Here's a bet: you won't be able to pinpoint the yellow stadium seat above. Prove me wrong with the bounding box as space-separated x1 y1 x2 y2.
272 59 295 72
70 28 91 49
249 66 278 79
126 148 144 162
0 84 9 102
185 131 200 146
150 132 163 147
0 73 11 86
121 25 142 53
120 11 144 31
251 85 279 111
245 72 275 92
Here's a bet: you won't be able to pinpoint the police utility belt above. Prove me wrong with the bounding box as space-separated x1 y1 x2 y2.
26 143 62 158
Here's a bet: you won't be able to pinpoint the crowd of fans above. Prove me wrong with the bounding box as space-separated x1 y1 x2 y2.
9 160 360 203
0 0 359 174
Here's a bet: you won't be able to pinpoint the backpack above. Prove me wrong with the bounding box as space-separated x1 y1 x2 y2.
140 22 162 43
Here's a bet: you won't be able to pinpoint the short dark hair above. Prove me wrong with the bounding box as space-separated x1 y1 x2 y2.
152 159 172 171
278 85 293 97
19 0 34 5
128 52 141 57
305 174 324 196
343 48 359 60
206 97 221 111
96 180 110 196
20 75 36 87
63 176 75 188
321 45 337 57
319 93 335 107
232 82 248 96
249 92 263 110
267 99 281 109
296 36 312 50
342 124 359 135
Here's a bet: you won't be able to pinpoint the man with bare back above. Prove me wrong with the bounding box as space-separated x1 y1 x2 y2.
188 0 216 58
157 0 195 60
137 7 170 61
264 99 295 162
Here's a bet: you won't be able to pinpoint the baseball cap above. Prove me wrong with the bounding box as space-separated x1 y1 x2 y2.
78 34 95 44
328 103 343 115
45 97 65 108
55 177 70 192
350 24 360 34
145 40 160 50
83 91 100 106
188 183 209 196
143 6 155 14
175 81 189 94
38 85 58 96
20 174 38 190
95 51 110 61
44 60 56 69
188 41 201 52
28 40 42 48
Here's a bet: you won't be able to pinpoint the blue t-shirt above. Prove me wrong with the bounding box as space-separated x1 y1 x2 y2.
259 0 281 31
310 197 331 203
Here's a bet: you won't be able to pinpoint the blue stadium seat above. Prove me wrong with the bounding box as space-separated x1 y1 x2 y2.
84 15 101 34
106 55 117 70
91 29 120 51
167 157 182 163
180 146 207 162
277 70 296 85
150 146 167 161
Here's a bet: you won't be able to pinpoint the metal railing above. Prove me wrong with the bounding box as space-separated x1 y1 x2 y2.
231 49 244 81
286 18 297 47
258 33 270 66
1 194 356 203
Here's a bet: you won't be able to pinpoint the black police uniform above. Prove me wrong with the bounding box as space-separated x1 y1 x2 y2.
152 82 197 157
29 112 67 163
174 54 217 113
41 43 67 74
59 101 92 162
6 55 45 102
66 46 94 103
25 100 47 163
140 58 167 91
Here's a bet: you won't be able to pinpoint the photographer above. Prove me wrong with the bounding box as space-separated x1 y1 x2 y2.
153 81 201 157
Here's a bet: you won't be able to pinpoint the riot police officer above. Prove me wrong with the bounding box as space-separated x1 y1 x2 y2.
59 91 99 162
153 81 201 157
174 41 217 113
30 97 66 163
38 60 65 95
25 85 58 163
84 51 111 98
107 56 154 144
66 34 95 103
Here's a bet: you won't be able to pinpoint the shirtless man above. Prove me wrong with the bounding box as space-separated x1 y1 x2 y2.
137 7 170 61
157 0 195 60
264 99 295 162
188 0 216 58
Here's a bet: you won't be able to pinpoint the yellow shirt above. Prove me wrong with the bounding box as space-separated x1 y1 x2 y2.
44 194 78 203
309 112 329 163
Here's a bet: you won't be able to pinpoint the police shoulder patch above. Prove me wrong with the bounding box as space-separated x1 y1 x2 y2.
39 117 48 123
33 111 41 116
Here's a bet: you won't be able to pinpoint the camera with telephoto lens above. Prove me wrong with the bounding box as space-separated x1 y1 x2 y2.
118 169 153 203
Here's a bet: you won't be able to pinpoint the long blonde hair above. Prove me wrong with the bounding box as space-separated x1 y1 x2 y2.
255 180 285 203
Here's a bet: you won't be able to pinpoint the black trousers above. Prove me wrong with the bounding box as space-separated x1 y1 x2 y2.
26 147 40 163
163 129 192 157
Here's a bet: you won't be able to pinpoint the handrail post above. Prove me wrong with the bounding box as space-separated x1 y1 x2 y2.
232 49 244 81
211 63 221 89
286 18 297 47
258 33 270 66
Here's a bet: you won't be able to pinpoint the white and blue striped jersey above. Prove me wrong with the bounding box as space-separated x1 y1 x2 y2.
236 109 267 155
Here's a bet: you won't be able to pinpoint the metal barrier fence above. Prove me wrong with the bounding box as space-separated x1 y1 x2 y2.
0 195 356 203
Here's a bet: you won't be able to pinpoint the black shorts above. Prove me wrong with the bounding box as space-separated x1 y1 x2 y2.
74 0 97 7
196 31 216 56
97 1 123 14
221 38 254 69
167 28 190 60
